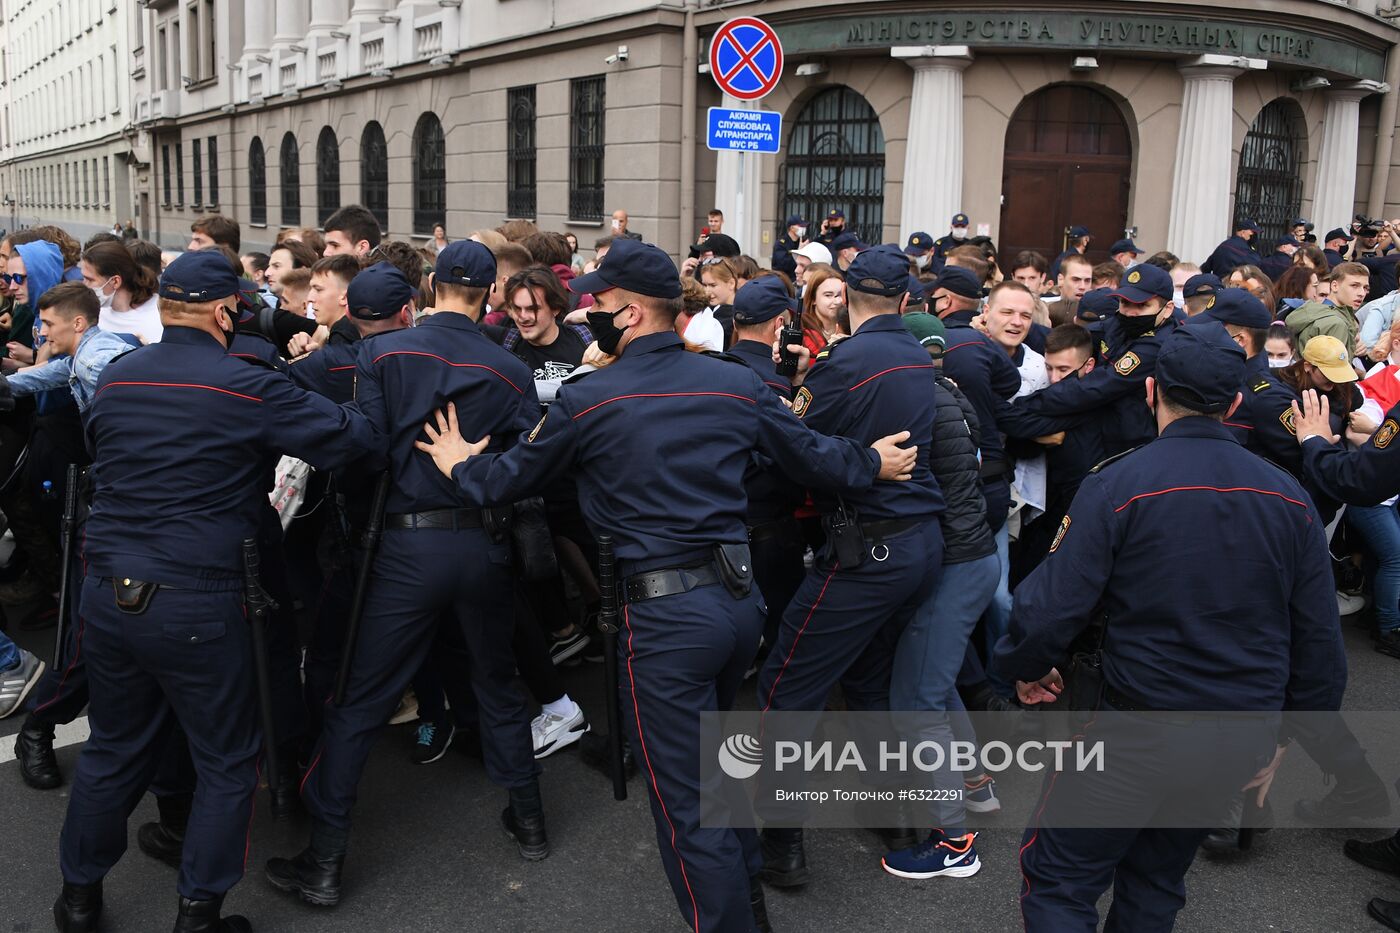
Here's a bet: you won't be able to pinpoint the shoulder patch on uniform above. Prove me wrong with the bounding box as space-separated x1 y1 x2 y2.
792 386 813 418
527 413 547 443
1279 407 1297 436
1374 418 1399 449
1204 295 1216 311
1113 352 1141 376
1049 515 1071 553
1089 446 1141 474
813 345 834 364
1099 340 1110 357
1251 377 1273 393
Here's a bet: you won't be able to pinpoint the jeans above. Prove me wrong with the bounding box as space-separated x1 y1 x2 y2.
1348 501 1400 632
891 553 1000 835
982 524 1013 689
0 628 18 671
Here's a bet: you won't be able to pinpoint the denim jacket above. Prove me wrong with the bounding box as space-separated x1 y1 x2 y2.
6 326 134 412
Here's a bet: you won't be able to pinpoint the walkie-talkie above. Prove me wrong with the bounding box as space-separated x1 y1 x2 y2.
776 304 804 378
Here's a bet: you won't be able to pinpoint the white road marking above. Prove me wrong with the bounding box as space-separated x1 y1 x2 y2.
0 716 89 764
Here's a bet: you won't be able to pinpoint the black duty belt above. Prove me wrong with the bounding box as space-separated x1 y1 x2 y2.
385 508 484 531
624 562 721 603
748 515 800 545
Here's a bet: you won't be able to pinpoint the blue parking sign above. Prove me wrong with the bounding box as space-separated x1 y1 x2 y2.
706 107 782 154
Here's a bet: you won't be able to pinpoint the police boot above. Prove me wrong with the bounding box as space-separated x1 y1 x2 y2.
1344 830 1400 877
759 828 808 888
1295 769 1391 824
52 880 102 933
1369 898 1400 932
17 715 62 790
171 894 251 933
501 781 549 860
138 793 193 869
750 875 774 933
264 820 347 908
269 742 303 821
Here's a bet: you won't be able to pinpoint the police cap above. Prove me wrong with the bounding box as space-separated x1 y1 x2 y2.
1155 325 1247 414
1198 287 1272 330
569 238 682 300
1109 264 1173 303
1325 227 1354 244
930 265 982 301
348 262 414 320
732 276 797 325
1068 225 1091 239
904 232 933 255
158 250 240 302
1181 273 1223 298
1077 287 1119 321
435 240 496 288
951 213 970 227
829 232 866 252
1108 238 1143 256
826 209 845 221
846 244 911 298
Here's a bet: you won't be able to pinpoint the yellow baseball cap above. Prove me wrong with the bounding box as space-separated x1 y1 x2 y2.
1302 335 1358 383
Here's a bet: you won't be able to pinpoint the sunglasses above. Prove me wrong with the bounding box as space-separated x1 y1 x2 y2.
1 273 27 285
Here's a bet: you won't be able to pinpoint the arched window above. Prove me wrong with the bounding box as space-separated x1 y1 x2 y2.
316 126 340 227
249 136 267 225
412 112 445 235
360 121 389 230
780 87 885 243
280 131 300 226
1236 99 1306 246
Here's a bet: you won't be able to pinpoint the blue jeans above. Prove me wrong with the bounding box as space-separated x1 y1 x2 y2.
891 553 1000 835
982 524 1013 689
1348 501 1400 631
0 628 19 671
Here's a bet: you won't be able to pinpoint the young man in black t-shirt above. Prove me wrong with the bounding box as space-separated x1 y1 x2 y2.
501 266 594 402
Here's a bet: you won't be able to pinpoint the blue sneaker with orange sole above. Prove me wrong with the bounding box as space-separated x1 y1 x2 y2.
881 829 980 879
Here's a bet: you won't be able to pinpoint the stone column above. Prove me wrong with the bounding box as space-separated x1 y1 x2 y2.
1315 81 1388 230
891 46 973 244
310 0 351 32
349 0 393 19
243 0 274 57
273 0 310 47
713 94 765 261
1166 56 1253 264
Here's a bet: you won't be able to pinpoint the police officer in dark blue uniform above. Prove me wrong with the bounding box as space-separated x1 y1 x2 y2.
815 208 846 247
771 214 806 280
265 251 545 907
931 213 970 261
413 237 917 933
992 323 1345 933
54 251 383 933
1259 236 1300 281
756 245 947 887
1049 225 1091 281
1012 263 1178 458
1200 218 1263 277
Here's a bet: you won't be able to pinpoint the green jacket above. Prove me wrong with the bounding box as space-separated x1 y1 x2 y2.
1288 300 1358 355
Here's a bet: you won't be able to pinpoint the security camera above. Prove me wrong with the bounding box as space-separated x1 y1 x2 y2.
605 45 629 65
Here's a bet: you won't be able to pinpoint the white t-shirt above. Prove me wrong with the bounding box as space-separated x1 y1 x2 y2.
100 295 163 345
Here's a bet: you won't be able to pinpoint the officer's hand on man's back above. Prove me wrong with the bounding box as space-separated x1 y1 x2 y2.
871 431 917 482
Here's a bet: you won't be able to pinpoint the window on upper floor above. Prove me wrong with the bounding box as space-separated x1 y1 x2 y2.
175 141 184 205
162 144 172 205
412 112 445 236
316 126 340 227
280 132 300 226
507 85 536 221
192 138 203 206
360 121 388 231
249 136 267 225
569 76 605 223
207 136 218 206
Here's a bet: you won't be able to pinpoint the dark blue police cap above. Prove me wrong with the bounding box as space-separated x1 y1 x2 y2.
348 261 414 320
435 240 496 288
846 244 911 298
785 214 806 227
1325 227 1353 243
732 276 798 325
829 232 865 252
951 213 970 227
1109 263 1172 303
1068 225 1091 239
569 237 682 300
1291 217 1309 228
930 265 982 301
826 209 845 221
1155 324 1246 414
1076 287 1119 322
1197 287 1272 330
907 275 926 302
904 232 933 255
1108 238 1143 255
1182 273 1223 298
1236 218 1262 233
158 250 240 302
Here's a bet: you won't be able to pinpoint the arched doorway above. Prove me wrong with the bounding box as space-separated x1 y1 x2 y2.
999 85 1131 263
1235 99 1305 246
780 86 885 243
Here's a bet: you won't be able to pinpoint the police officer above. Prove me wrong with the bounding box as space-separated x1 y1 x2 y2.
1201 218 1263 276
903 231 936 272
992 323 1346 933
815 208 846 247
932 213 970 260
1180 273 1222 317
1323 227 1353 268
756 245 947 888
53 250 383 933
265 250 545 907
771 214 806 279
1049 225 1091 281
413 237 917 933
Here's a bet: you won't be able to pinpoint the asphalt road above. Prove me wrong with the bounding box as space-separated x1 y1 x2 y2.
1 608 1397 933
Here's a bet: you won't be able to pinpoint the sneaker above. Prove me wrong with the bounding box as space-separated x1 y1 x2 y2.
1376 629 1400 661
881 829 981 880
388 690 418 726
412 721 455 764
1337 590 1367 616
532 704 590 759
964 775 1001 814
0 649 45 719
549 629 589 666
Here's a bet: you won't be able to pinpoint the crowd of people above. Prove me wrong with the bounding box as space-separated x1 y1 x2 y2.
0 199 1395 933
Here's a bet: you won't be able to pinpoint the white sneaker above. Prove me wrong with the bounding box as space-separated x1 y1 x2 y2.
388 690 419 725
0 648 45 719
532 704 590 759
1337 590 1367 617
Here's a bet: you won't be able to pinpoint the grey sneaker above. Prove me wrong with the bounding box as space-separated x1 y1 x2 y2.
0 649 45 719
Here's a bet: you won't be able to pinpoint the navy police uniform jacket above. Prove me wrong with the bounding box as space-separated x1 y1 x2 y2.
728 339 804 524
992 417 1345 711
1259 252 1293 282
353 312 539 515
794 314 945 523
83 326 384 589
229 331 287 373
1302 398 1400 505
771 234 800 279
939 309 1022 471
1225 353 1305 475
449 331 881 564
1201 235 1261 277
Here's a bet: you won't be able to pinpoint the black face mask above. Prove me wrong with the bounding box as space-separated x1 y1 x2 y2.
586 306 630 355
217 305 237 348
1118 311 1157 341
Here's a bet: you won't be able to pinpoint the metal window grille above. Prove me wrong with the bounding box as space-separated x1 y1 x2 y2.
1235 100 1305 247
507 85 537 220
412 112 445 235
280 132 300 226
316 126 341 227
192 138 203 206
778 86 886 244
569 76 605 223
207 136 218 205
161 144 171 205
360 121 389 231
249 137 267 225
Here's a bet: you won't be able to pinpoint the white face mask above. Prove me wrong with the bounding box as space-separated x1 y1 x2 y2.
915 254 932 270
303 300 317 321
1172 289 1184 309
951 227 968 240
91 278 115 310
611 219 622 233
794 227 807 239
1267 357 1292 369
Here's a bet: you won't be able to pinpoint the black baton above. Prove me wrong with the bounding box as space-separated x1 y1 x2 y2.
597 535 627 801
335 471 392 706
242 537 281 805
52 463 80 669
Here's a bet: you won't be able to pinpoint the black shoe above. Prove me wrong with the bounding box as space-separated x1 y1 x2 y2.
52 881 102 933
1345 835 1400 877
1369 898 1400 932
1295 772 1392 824
759 828 808 888
265 821 347 908
1377 629 1400 660
1201 795 1272 854
578 730 636 780
172 894 251 933
412 720 455 765
750 875 773 933
17 717 61 789
502 782 549 860
855 797 916 851
138 793 192 869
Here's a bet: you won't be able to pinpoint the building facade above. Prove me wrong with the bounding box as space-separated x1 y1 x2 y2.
3 1 1400 267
